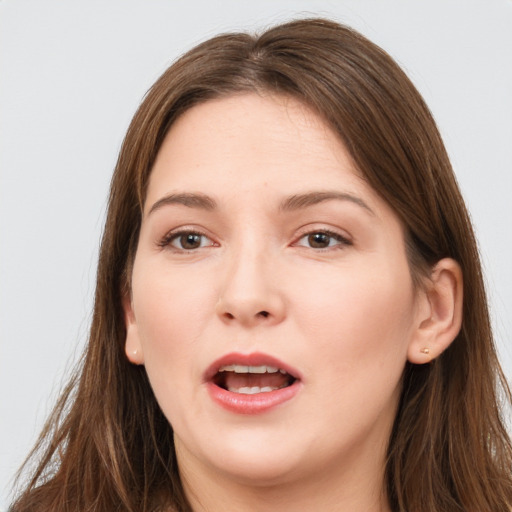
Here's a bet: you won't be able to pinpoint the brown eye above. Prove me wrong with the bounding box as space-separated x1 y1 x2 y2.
308 233 331 248
168 232 212 250
179 233 201 249
295 230 351 250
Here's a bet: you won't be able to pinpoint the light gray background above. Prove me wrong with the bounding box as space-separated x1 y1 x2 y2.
1 0 511 508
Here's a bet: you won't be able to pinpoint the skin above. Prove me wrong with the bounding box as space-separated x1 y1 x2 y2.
124 93 462 511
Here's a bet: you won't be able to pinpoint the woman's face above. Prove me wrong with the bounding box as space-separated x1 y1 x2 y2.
125 93 426 489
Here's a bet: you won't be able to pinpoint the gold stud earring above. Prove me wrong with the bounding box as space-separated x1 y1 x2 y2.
420 347 430 355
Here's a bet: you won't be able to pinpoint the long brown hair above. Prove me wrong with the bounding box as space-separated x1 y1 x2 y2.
12 18 512 512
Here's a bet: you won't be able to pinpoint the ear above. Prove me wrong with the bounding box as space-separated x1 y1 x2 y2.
122 293 144 365
408 258 463 364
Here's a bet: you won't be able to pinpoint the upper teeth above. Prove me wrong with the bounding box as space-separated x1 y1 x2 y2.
218 364 286 374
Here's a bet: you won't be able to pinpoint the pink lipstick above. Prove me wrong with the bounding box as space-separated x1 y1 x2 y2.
204 352 302 415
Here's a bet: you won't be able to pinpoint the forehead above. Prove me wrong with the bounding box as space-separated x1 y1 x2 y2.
145 93 374 210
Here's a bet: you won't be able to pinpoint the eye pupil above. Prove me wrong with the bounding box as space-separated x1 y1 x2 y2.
181 233 201 249
308 233 330 248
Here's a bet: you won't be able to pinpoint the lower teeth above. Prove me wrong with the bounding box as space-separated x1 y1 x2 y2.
228 386 277 394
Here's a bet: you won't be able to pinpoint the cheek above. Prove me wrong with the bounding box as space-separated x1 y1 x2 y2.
294 262 416 377
290 263 415 439
131 263 216 377
130 266 217 428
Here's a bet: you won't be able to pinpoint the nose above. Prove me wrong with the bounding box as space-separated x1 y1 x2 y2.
215 247 286 327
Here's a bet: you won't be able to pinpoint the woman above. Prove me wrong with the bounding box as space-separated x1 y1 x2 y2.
11 18 512 512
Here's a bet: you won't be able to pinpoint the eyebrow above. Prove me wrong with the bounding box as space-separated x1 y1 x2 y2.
147 190 374 216
280 191 375 215
148 193 217 216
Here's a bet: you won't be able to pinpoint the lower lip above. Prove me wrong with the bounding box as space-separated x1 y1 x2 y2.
206 381 301 415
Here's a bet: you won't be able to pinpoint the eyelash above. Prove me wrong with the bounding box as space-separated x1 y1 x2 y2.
158 228 352 253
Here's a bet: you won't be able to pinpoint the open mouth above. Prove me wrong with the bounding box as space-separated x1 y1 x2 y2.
205 353 301 413
212 364 297 394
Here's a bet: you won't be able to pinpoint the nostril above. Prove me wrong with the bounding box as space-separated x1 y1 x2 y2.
219 309 272 322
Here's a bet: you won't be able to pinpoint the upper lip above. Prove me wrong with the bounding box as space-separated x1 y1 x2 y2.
203 352 302 383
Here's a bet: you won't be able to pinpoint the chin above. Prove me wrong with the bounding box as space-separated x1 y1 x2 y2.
177 424 309 486
209 450 304 487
